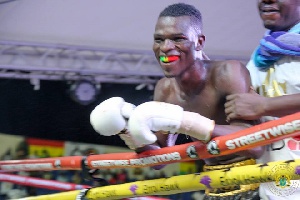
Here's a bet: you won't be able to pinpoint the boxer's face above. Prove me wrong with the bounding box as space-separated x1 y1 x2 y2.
258 0 300 31
153 16 203 78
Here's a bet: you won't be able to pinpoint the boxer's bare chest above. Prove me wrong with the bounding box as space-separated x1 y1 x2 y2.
164 85 243 164
164 85 227 125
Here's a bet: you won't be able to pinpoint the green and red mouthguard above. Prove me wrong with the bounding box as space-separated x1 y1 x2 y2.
160 56 179 63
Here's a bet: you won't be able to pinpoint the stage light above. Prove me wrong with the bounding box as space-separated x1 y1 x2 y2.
69 80 100 105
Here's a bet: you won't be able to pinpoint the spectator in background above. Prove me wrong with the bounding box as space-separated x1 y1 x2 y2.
225 0 300 199
15 140 29 160
117 169 128 183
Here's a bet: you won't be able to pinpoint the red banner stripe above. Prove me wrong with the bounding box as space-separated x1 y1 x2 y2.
26 138 64 147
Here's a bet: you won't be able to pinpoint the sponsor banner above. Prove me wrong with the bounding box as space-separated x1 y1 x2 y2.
207 113 300 156
27 138 65 158
225 119 300 150
1 162 54 171
89 152 181 168
0 155 82 171
65 141 179 177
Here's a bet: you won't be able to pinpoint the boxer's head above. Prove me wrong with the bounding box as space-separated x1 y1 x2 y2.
153 3 206 78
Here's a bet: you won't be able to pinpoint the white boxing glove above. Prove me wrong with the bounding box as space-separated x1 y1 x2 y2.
90 97 135 136
128 101 215 147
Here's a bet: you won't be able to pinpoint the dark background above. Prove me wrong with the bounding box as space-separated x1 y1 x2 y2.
0 79 155 147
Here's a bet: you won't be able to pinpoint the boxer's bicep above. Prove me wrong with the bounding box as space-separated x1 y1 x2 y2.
227 63 251 94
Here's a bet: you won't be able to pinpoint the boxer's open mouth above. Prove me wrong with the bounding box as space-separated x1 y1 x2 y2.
160 56 179 63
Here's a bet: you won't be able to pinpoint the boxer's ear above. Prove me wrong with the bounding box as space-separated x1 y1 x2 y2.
196 34 205 51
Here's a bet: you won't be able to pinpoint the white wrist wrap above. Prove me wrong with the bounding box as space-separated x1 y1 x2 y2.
178 111 215 142
119 132 138 150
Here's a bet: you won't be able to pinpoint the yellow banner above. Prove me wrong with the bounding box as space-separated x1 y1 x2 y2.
27 138 64 158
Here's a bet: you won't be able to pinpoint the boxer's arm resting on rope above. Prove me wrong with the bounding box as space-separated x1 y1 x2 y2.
127 101 264 159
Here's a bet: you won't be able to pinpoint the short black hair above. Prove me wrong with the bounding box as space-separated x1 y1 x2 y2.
159 3 203 33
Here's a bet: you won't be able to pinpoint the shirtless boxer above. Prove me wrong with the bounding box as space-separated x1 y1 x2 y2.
90 3 263 200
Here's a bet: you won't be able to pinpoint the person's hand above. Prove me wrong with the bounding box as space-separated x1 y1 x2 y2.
225 88 266 121
128 101 214 147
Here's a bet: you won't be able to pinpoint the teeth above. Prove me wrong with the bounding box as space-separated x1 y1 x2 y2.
160 56 179 63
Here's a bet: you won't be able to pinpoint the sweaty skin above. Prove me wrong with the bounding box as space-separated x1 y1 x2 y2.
152 16 263 165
